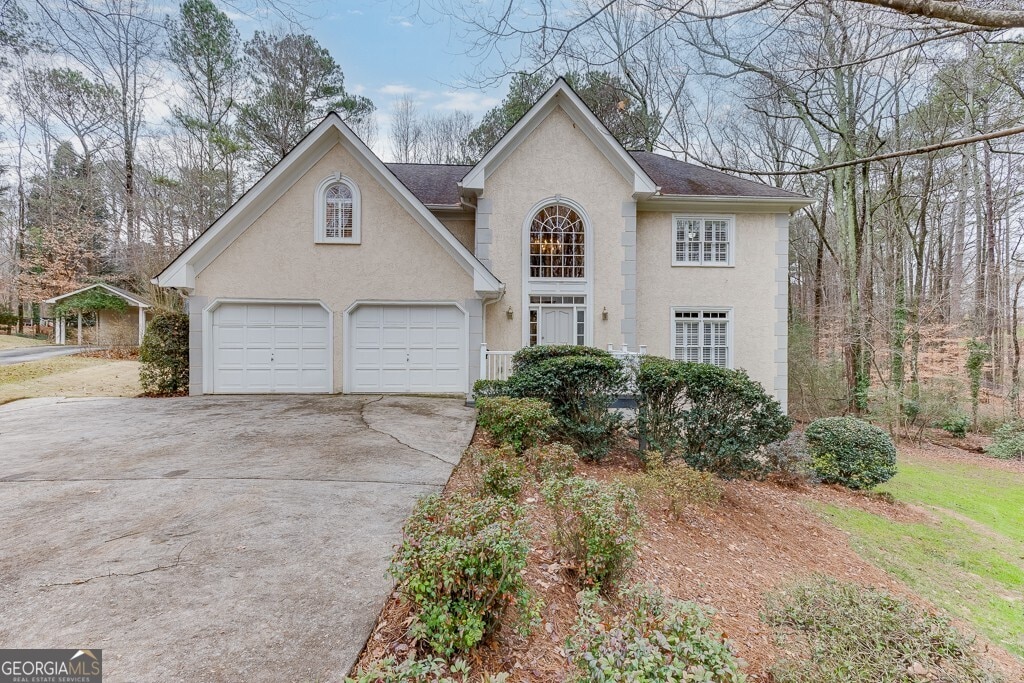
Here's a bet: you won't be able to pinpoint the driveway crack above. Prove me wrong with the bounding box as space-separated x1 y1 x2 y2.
41 542 192 589
358 395 459 466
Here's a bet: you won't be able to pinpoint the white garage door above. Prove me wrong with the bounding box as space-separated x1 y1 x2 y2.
349 305 466 393
211 303 330 393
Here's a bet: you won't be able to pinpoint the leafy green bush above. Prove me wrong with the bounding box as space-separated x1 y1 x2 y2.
0 308 17 329
985 421 1024 460
507 346 626 460
345 656 473 683
626 451 722 519
472 379 510 398
475 396 556 453
569 585 747 682
764 577 996 683
390 493 538 656
940 413 971 438
139 311 190 395
469 445 527 500
805 417 897 490
511 343 612 372
541 476 642 590
634 356 791 477
524 442 579 482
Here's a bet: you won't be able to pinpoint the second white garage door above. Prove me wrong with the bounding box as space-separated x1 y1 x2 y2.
349 305 466 393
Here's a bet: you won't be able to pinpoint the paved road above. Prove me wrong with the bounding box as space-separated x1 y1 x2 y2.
0 345 88 365
0 394 474 682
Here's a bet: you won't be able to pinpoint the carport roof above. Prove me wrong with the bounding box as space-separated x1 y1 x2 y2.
44 283 152 308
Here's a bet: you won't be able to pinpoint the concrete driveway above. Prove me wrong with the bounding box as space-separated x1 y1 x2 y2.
0 395 474 682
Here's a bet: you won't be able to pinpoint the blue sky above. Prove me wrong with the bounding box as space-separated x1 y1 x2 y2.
230 0 509 152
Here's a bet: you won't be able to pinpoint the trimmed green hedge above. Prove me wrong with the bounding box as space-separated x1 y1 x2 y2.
506 346 626 460
139 311 189 395
475 396 556 453
634 356 791 477
805 417 897 490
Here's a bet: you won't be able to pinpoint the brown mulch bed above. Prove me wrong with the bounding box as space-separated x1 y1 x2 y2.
352 437 1019 681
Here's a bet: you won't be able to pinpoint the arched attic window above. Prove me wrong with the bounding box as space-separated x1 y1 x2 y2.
529 203 585 279
315 174 361 243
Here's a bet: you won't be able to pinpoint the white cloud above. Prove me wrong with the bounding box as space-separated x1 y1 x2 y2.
379 84 427 98
347 9 364 15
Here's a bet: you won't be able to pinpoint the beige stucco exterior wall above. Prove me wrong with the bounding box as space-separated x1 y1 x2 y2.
636 210 785 401
436 214 475 251
481 105 634 352
193 141 477 393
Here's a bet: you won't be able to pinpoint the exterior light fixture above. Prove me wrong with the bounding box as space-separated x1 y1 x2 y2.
506 306 514 320
602 306 609 320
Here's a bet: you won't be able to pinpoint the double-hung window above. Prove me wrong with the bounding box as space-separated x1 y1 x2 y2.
673 308 730 367
673 215 733 266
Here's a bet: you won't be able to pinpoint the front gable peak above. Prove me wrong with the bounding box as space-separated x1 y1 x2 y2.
459 78 658 199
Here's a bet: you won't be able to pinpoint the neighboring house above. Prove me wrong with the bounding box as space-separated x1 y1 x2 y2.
44 283 153 347
154 79 812 409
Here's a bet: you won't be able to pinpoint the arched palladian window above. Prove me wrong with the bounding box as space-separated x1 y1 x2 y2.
315 174 360 243
529 203 585 279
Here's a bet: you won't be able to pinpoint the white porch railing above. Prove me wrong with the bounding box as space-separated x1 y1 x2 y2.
480 345 516 381
479 343 648 382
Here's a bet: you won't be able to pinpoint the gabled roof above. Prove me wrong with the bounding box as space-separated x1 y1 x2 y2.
45 283 152 308
153 113 501 295
459 78 660 198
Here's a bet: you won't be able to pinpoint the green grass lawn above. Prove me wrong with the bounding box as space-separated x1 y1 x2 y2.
819 451 1024 658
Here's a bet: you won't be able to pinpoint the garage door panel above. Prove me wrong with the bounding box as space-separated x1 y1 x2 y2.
273 326 301 347
216 304 245 325
245 326 274 346
349 304 466 393
245 305 275 325
434 328 462 346
301 326 329 346
212 303 331 394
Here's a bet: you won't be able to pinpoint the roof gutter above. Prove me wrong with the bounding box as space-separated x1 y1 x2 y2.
641 194 816 212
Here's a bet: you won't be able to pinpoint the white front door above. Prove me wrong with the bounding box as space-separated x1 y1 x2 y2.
211 303 331 393
540 307 574 345
528 295 587 346
349 304 467 393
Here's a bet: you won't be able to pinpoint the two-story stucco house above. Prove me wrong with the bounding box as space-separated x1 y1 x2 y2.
154 79 812 409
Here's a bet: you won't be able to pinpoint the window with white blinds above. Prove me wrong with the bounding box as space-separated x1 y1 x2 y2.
673 215 733 266
315 174 360 244
673 309 730 368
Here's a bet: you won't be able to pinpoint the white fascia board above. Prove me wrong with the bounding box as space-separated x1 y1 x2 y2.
639 194 816 213
461 79 657 197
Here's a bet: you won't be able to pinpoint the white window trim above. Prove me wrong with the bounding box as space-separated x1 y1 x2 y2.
520 196 594 347
670 306 734 369
671 214 735 267
314 173 361 244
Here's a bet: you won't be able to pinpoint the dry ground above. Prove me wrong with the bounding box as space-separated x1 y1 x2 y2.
0 355 141 404
355 436 1024 682
0 334 49 350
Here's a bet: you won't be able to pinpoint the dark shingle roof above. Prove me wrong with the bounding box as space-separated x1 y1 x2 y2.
386 163 472 206
386 153 804 206
628 152 803 199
